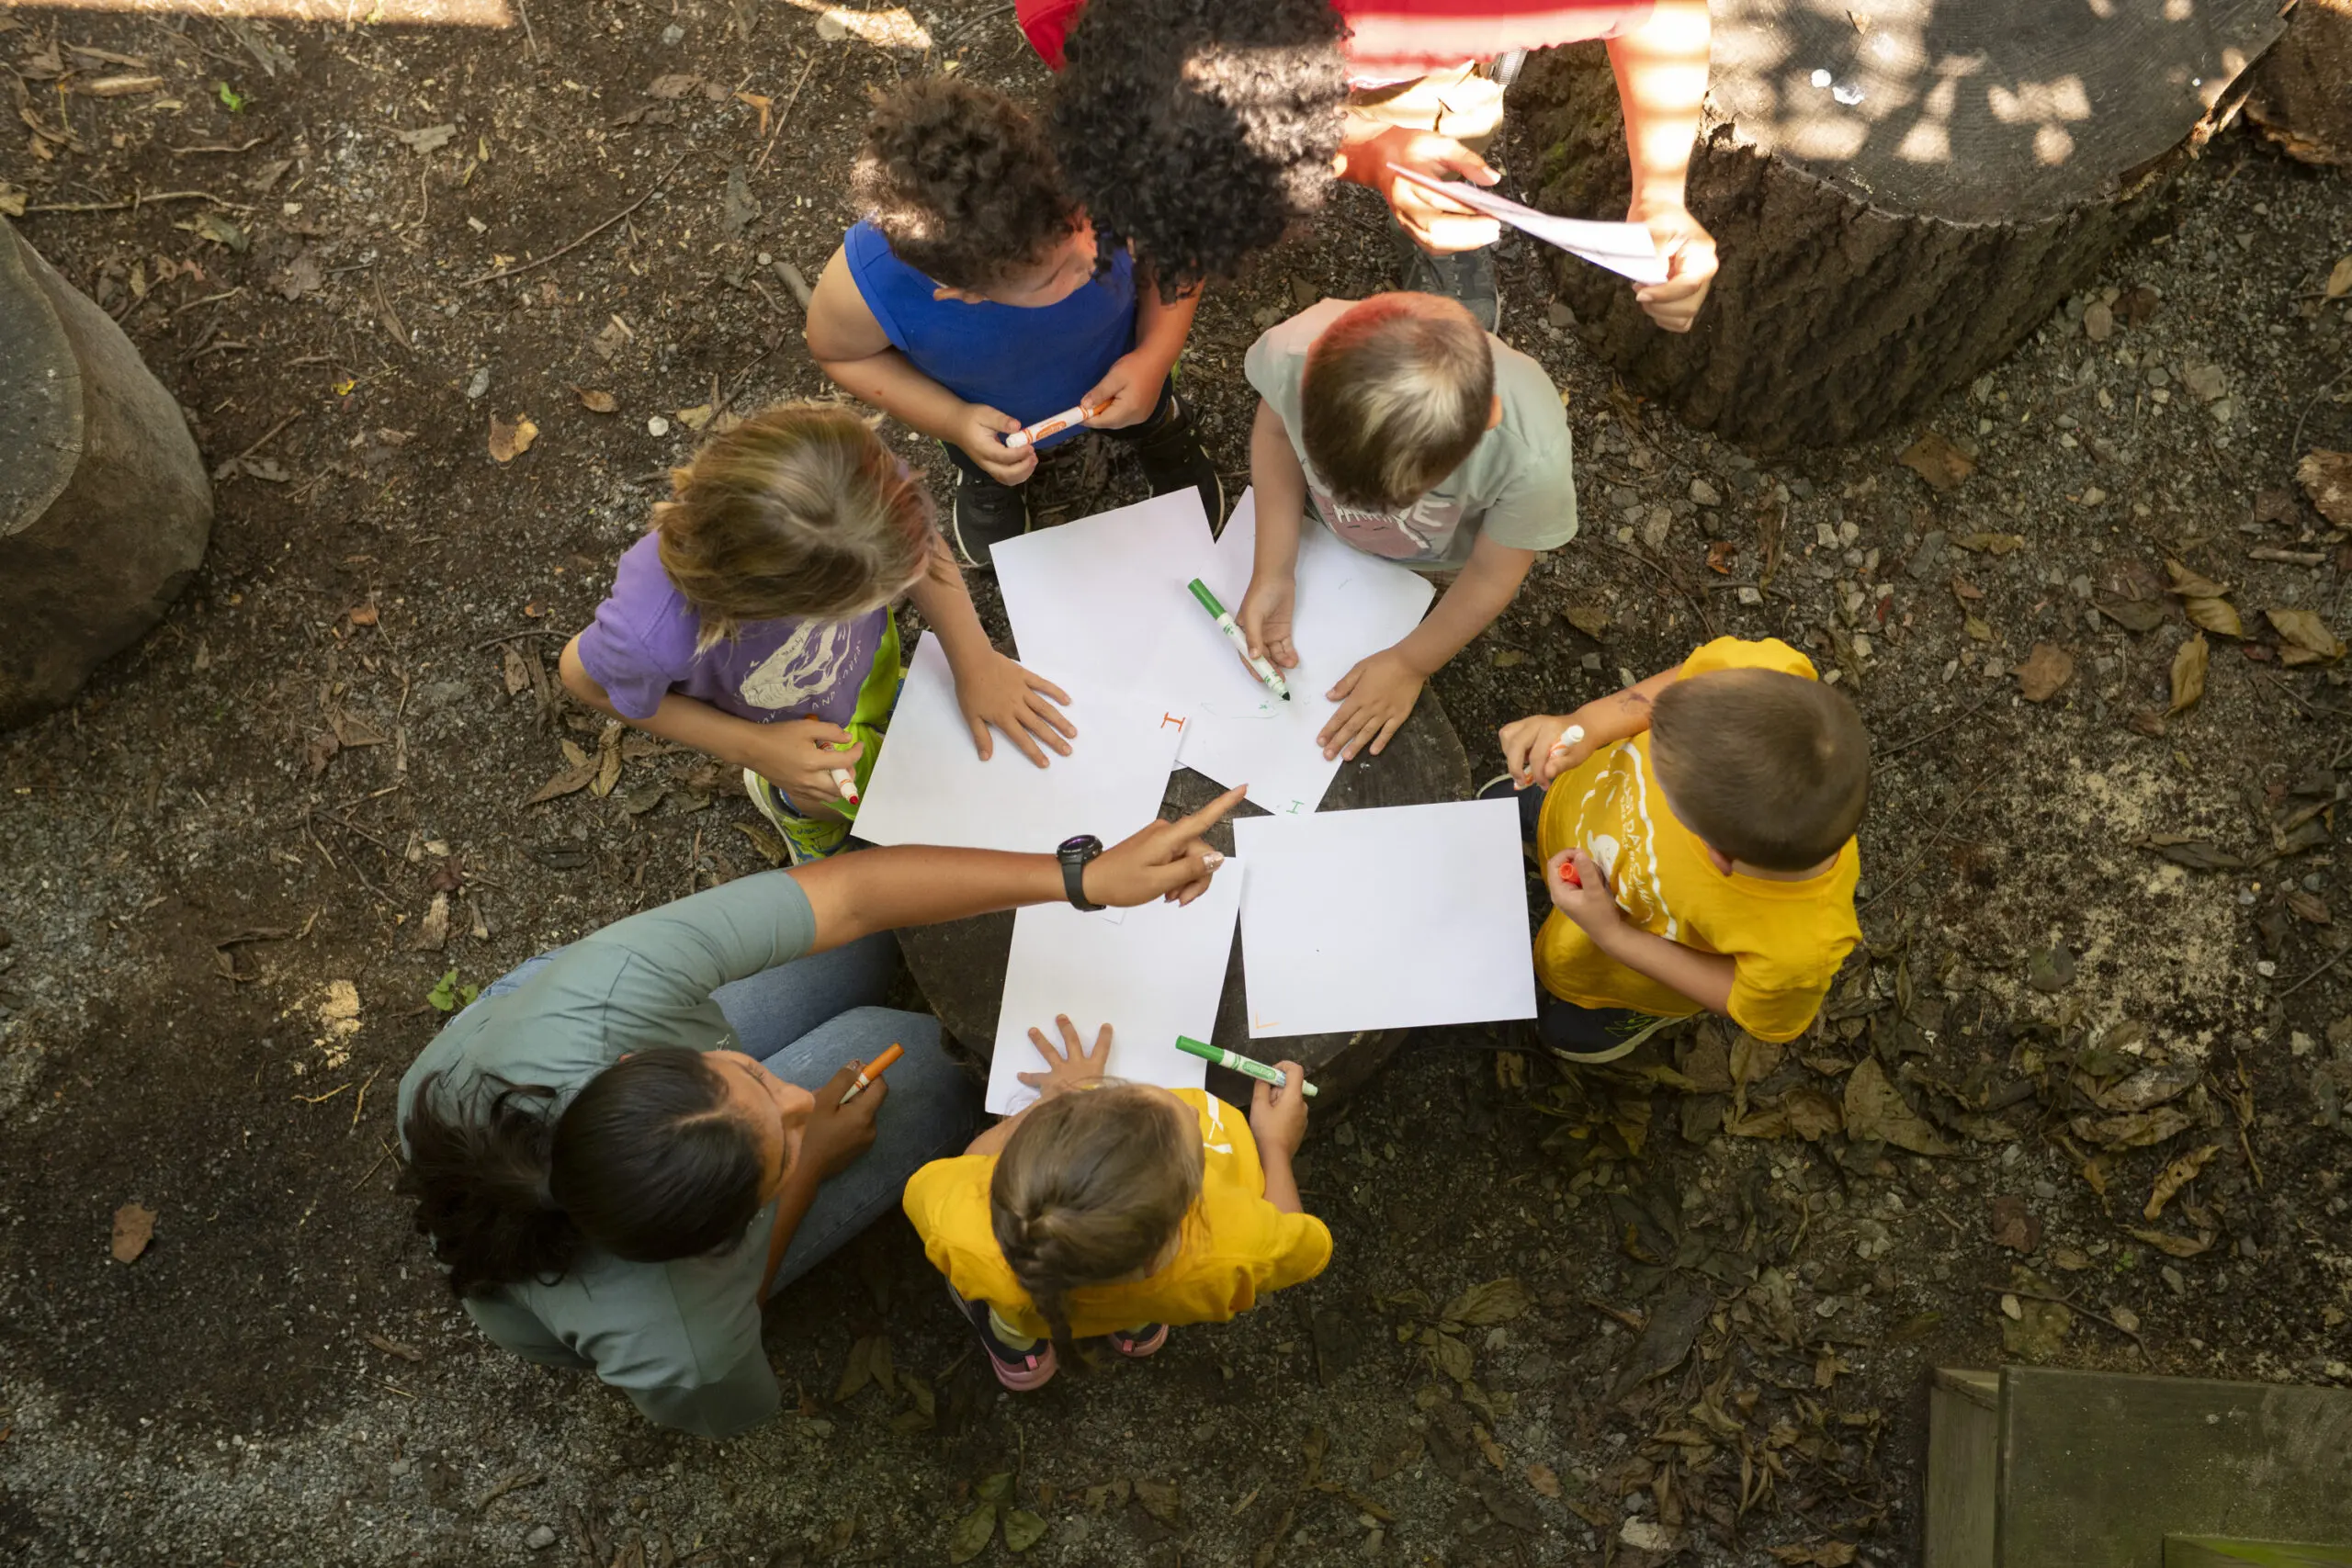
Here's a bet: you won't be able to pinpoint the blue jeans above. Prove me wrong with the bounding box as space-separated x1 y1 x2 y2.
482 932 976 1292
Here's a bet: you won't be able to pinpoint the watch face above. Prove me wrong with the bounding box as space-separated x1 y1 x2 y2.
1058 834 1100 857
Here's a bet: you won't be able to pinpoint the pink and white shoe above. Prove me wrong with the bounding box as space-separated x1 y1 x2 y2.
1108 1324 1169 1359
948 1285 1057 1392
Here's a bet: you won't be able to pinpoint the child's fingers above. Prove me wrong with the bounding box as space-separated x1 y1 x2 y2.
1023 693 1078 741
1022 669 1074 708
1366 712 1407 756
1017 710 1073 759
1002 722 1051 769
966 714 995 762
1164 783 1249 843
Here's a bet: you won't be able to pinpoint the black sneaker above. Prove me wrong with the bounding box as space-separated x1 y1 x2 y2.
1129 395 1227 531
1399 240 1500 333
949 466 1031 570
1476 772 1545 845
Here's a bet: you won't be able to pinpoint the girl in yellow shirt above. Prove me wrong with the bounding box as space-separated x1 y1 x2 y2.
901 1016 1329 1389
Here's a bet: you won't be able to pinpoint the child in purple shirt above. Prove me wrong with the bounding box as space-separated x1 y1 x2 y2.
560 403 1074 863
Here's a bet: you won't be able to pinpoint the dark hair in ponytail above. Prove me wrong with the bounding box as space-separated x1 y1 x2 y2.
988 1084 1202 1367
399 1048 767 1297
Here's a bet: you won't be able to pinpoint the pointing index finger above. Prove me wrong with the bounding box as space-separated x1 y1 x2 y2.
1167 783 1248 840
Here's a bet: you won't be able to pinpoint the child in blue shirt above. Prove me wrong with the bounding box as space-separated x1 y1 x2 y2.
805 76 1221 567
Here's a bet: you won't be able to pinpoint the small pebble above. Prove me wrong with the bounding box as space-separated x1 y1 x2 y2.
647 415 672 436
1688 478 1722 506
660 22 684 43
525 1524 558 1551
464 367 491 400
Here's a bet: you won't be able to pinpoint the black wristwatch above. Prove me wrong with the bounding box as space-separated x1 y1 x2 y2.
1057 833 1104 911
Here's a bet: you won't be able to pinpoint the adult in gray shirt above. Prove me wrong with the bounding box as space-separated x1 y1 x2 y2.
397 787 1241 1438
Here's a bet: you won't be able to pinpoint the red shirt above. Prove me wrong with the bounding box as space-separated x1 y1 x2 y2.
1016 0 1655 78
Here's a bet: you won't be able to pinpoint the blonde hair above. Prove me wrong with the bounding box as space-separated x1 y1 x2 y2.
652 402 936 651
1299 293 1494 512
989 1084 1202 1367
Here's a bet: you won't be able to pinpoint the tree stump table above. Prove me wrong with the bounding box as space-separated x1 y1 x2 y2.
1511 0 2292 449
897 691 1475 1109
0 219 212 729
2247 0 2352 167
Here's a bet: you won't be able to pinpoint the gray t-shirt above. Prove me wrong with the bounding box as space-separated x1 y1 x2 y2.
1244 298 1579 570
397 873 820 1438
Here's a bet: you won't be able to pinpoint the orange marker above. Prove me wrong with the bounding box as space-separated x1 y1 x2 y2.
838 1043 902 1105
1002 401 1104 451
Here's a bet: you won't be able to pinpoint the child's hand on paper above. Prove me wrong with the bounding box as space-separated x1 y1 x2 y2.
1628 198 1718 333
954 650 1076 768
1318 649 1423 761
747 717 865 817
1015 1013 1112 1100
1545 848 1622 931
1248 1060 1310 1156
1338 122 1503 254
1080 349 1171 430
1090 783 1248 907
956 403 1039 486
1237 574 1297 671
1499 711 1597 788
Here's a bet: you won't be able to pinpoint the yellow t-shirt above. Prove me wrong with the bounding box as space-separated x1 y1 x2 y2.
900 1089 1332 1340
1534 637 1862 1043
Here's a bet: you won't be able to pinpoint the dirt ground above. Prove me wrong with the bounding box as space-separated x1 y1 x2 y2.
3 4 2350 1565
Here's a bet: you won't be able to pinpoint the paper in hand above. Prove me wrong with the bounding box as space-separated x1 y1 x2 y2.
1387 164 1666 285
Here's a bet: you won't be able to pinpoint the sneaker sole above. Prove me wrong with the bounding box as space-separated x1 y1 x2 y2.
1110 1325 1169 1358
1544 1013 1675 1066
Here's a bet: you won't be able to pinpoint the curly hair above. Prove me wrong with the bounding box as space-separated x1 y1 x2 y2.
850 76 1082 291
1050 0 1348 292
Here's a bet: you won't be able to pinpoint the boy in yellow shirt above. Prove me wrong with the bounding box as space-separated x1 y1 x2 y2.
1492 637 1868 1061
901 1016 1328 1390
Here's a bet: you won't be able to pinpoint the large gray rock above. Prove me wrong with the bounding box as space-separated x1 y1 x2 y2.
897 688 1476 1108
1 219 211 728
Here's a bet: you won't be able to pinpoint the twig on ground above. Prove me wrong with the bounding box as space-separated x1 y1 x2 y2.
1860 773 1991 913
1596 540 1717 637
753 53 821 174
460 153 689 288
939 1 1019 44
1873 695 1995 765
2277 939 2352 999
2286 364 2352 466
470 627 575 650
21 188 254 214
214 410 304 476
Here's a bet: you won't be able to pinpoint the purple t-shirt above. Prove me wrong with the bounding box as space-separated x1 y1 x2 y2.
573 535 888 728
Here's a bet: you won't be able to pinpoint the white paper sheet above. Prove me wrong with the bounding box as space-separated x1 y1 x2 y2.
991 487 1218 682
1387 165 1667 285
1234 800 1538 1039
987 860 1245 1114
1143 491 1436 819
851 633 1185 853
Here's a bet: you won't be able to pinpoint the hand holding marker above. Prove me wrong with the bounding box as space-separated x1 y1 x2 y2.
838 1043 901 1105
1187 579 1292 702
1176 1036 1317 1098
1003 400 1106 452
1546 726 1584 886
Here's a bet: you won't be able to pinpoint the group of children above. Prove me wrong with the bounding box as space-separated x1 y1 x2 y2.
552 75 1869 1389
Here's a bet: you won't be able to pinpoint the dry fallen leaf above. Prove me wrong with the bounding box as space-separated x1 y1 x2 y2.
487 413 538 463
645 72 703 98
2267 607 2345 666
394 122 458 153
79 73 164 96
112 1202 156 1263
2298 450 2352 529
674 403 716 432
410 892 451 953
1564 604 1609 639
525 763 595 805
1988 1194 2041 1254
1898 432 1975 491
2128 1224 2215 1258
2144 1143 2221 1221
2327 255 2352 300
2014 642 2075 702
1844 1057 1953 1156
1526 1462 1561 1499
574 387 618 414
347 604 379 627
2167 634 2208 715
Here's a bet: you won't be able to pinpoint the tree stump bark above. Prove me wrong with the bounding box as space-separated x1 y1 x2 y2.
0 219 212 729
896 689 1475 1108
1512 0 2290 450
2246 0 2352 166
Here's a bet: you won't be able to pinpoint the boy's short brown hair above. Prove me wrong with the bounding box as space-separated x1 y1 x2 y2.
1299 293 1494 512
1650 669 1870 872
851 76 1080 292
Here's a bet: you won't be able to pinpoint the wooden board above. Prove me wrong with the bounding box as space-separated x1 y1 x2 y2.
1996 1368 2352 1566
1928 1368 1999 1568
2166 1540 2352 1568
896 685 1474 1108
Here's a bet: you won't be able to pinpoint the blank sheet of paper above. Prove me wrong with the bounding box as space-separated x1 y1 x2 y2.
1387 165 1666 285
852 633 1185 854
991 487 1216 682
987 860 1246 1114
1146 491 1435 818
1234 800 1537 1039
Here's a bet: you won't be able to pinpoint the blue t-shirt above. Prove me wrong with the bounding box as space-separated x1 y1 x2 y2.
843 220 1136 451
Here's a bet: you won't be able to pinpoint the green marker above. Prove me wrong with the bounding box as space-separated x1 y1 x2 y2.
1186 578 1291 702
1175 1036 1318 1097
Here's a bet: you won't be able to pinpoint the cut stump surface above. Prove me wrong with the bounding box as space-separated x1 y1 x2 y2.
896 687 1476 1109
1518 0 2290 449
